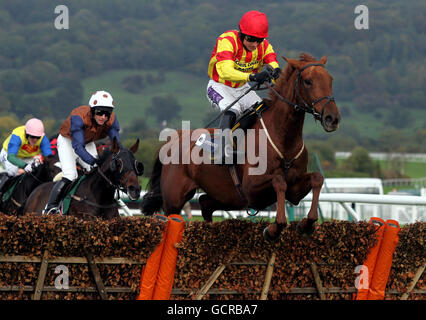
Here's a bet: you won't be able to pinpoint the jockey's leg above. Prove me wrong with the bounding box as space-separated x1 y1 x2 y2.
0 174 9 197
42 177 72 214
207 80 240 164
76 141 98 173
0 148 19 177
219 110 237 163
42 134 77 214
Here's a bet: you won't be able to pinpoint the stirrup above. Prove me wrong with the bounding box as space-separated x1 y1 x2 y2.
42 206 61 215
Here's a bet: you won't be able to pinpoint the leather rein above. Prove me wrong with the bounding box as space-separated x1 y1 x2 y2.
267 63 335 123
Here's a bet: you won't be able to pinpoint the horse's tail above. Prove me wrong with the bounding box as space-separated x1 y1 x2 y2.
141 154 163 215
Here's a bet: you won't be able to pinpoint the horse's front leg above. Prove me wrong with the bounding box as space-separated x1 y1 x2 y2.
265 173 288 241
287 171 324 235
244 169 287 241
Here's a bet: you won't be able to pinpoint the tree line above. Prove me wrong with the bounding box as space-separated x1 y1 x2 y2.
0 0 424 169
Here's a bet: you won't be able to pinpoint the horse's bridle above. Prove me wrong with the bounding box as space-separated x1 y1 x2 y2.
97 149 140 194
268 63 335 122
96 151 128 193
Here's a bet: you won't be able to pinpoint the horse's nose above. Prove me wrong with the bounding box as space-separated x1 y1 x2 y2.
128 185 141 200
323 114 340 132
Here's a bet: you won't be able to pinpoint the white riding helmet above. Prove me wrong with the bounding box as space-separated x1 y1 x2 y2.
89 90 115 109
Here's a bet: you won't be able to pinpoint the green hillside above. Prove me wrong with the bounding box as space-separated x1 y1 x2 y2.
82 70 210 130
0 0 425 152
82 69 426 143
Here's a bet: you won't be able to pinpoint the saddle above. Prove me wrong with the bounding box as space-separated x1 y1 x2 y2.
233 100 270 132
58 174 87 215
1 175 24 203
195 101 270 161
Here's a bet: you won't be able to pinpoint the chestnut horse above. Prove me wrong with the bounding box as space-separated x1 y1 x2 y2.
142 53 340 240
23 138 143 220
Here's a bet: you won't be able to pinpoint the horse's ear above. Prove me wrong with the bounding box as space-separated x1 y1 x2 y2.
320 55 327 65
111 137 120 153
130 139 139 154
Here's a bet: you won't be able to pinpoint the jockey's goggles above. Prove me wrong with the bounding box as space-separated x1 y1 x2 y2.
245 35 264 43
94 109 112 117
27 134 41 140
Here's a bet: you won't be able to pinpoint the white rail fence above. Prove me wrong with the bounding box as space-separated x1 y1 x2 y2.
118 191 426 224
382 177 426 188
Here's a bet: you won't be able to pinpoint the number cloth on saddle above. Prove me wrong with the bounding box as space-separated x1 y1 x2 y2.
195 102 269 159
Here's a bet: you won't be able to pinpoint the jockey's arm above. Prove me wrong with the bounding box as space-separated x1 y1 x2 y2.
7 153 27 169
6 135 27 168
70 116 97 166
216 60 251 83
263 42 280 84
39 136 53 156
107 116 122 148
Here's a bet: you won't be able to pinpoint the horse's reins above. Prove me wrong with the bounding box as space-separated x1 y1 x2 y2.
210 64 335 214
266 63 335 123
71 152 129 210
9 162 47 209
257 63 335 170
98 150 130 193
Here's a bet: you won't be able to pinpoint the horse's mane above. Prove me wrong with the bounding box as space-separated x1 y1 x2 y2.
98 147 113 164
268 52 318 104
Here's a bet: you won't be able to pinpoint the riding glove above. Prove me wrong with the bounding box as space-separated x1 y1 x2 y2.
24 163 33 173
94 157 103 167
249 70 272 84
271 67 282 80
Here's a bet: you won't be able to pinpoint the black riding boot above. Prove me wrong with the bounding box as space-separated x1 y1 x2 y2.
218 110 237 164
42 178 72 215
0 175 9 198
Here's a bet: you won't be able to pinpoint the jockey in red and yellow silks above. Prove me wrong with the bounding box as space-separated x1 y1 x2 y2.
208 30 279 88
206 10 281 163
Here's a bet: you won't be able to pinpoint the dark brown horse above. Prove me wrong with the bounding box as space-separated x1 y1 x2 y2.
142 53 340 240
23 138 144 220
0 154 61 216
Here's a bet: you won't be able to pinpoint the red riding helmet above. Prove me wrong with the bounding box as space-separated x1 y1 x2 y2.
239 10 269 38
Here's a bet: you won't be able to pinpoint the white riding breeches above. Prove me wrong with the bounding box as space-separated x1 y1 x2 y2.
206 80 262 116
57 134 98 181
0 149 35 177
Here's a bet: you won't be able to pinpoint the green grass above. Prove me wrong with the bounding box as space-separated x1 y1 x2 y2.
389 161 426 178
372 159 426 179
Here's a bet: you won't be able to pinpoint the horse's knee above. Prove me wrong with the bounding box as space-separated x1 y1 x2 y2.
311 172 324 188
272 175 287 193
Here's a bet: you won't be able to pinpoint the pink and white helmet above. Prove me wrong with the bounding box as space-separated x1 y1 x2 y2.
25 118 45 137
88 90 115 109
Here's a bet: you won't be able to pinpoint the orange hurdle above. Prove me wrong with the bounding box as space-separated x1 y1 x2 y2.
367 219 400 300
355 217 386 300
355 218 400 300
137 214 185 300
153 214 185 299
137 214 169 300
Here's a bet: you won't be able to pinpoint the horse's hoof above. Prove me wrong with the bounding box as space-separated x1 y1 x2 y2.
297 220 315 237
263 226 278 242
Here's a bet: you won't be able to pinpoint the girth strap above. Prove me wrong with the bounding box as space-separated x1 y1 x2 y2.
227 165 248 207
